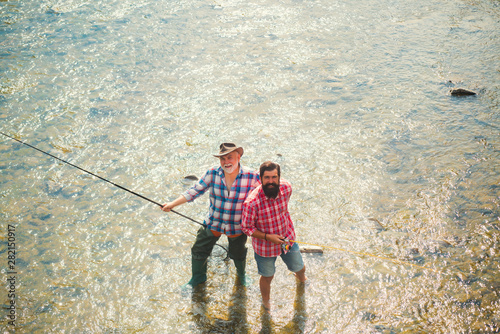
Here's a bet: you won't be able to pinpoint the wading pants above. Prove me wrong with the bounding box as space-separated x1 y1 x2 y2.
188 226 247 286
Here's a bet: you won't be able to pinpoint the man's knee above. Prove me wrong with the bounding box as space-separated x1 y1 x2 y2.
260 275 274 284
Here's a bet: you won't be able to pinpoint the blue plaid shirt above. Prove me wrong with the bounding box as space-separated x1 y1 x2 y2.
183 165 260 236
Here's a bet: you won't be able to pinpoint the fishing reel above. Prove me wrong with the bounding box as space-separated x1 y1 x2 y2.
280 237 291 253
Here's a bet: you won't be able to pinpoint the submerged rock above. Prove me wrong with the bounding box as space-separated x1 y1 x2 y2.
436 239 453 247
450 88 476 96
61 185 84 198
45 180 62 195
35 206 52 220
352 218 385 235
361 311 376 321
424 239 454 255
367 218 385 232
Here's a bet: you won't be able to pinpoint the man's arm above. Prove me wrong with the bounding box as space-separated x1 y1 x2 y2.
161 195 187 212
161 169 214 212
251 230 285 245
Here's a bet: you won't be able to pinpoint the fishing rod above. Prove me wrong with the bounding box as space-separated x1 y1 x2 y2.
0 131 203 227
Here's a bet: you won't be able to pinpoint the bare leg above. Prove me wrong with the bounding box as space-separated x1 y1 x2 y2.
259 275 274 310
294 265 307 283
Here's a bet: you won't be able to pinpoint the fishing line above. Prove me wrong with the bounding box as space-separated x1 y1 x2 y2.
290 239 441 273
0 131 204 227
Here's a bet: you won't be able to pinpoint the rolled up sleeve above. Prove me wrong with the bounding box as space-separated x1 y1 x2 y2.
182 171 211 202
241 200 256 236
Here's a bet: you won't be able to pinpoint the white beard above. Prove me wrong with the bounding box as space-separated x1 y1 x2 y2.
222 163 238 174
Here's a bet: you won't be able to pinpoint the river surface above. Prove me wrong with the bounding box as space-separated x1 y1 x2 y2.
1 0 499 333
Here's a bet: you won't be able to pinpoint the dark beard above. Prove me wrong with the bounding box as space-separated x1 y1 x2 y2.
263 183 279 198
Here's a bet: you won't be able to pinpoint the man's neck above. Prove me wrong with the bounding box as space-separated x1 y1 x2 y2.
223 165 240 194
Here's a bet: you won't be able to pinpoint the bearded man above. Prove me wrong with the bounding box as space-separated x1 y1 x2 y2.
241 161 306 311
162 143 260 287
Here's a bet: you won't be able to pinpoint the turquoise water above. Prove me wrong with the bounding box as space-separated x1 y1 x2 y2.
1 0 499 332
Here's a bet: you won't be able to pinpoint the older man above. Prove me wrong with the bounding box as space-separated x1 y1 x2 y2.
162 143 260 286
242 161 306 310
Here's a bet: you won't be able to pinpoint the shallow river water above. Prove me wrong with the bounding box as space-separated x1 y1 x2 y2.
1 0 499 332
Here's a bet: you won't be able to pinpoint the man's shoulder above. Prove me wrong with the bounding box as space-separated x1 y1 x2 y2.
245 185 263 203
202 166 224 178
203 165 221 173
239 165 259 177
280 178 292 188
279 178 292 198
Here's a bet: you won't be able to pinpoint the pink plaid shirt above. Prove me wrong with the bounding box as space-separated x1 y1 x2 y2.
241 179 296 257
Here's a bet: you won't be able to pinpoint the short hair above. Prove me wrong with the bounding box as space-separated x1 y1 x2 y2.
259 161 280 180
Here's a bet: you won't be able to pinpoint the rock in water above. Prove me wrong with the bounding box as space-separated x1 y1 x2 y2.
451 88 476 96
367 218 385 232
181 175 198 185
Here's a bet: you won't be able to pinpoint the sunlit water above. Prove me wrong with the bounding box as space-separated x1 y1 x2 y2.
1 0 499 332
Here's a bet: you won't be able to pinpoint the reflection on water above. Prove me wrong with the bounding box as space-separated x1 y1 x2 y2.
1 0 499 332
191 279 249 333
